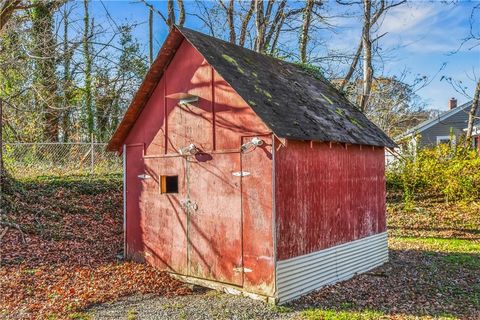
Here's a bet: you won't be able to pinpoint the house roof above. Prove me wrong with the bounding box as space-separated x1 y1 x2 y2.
107 26 396 151
396 100 473 140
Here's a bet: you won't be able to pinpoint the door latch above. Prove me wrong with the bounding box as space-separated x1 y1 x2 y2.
181 199 198 212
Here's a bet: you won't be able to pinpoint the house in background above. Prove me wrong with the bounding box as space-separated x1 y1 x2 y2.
397 98 479 151
108 26 396 303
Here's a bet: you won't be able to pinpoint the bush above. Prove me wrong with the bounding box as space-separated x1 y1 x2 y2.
387 143 480 204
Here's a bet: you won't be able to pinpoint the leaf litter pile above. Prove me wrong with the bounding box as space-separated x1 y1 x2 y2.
0 175 190 319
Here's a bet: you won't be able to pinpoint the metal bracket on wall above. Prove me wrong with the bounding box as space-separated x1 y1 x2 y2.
232 171 251 177
137 174 151 179
233 267 252 273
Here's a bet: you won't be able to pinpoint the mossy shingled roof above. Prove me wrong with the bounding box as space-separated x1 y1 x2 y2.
108 26 396 151
179 27 395 148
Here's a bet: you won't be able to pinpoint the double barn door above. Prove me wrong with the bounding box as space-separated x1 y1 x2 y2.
126 148 256 287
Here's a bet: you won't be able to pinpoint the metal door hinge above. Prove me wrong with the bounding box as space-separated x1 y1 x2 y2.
233 267 252 273
137 174 151 179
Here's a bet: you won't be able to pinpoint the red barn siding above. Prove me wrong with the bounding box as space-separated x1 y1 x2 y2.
122 39 274 294
241 135 275 295
275 140 386 261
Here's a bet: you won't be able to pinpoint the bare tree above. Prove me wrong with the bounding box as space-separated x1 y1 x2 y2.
83 0 94 137
338 0 406 107
300 0 315 63
239 0 255 47
140 0 185 29
254 0 266 52
31 0 60 141
219 0 236 43
148 7 153 64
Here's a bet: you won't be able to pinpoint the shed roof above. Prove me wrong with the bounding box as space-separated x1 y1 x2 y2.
107 26 396 151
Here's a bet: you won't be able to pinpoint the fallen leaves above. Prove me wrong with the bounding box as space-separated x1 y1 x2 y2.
0 175 190 319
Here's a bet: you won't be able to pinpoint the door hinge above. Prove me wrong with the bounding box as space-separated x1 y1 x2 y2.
137 174 151 179
233 267 252 273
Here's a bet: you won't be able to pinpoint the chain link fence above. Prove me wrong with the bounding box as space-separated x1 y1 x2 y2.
2 142 122 178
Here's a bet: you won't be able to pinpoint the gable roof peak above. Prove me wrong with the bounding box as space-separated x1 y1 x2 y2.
108 26 396 151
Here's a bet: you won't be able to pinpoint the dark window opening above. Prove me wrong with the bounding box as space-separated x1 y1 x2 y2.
161 175 178 194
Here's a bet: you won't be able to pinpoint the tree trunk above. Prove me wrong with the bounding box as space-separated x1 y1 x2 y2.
0 0 21 35
149 8 153 64
167 0 175 29
359 0 372 112
239 0 255 47
62 6 72 142
300 0 314 63
31 0 59 141
264 0 287 50
83 0 94 138
255 0 265 52
465 79 480 147
177 0 185 26
220 0 236 44
340 40 362 91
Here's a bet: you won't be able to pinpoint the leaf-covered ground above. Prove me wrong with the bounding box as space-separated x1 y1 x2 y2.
289 236 479 319
0 175 190 319
1 175 478 319
387 195 480 240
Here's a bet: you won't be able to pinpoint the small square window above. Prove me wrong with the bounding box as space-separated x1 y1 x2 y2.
161 175 178 194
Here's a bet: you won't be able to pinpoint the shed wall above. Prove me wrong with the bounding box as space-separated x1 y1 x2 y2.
275 140 386 261
123 39 275 296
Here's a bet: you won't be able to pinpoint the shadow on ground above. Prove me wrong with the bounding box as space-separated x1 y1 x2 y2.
286 248 479 319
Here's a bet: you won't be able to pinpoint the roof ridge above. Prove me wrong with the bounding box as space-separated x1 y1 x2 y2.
108 26 397 151
397 100 473 139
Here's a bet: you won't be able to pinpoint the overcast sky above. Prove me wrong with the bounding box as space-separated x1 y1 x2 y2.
83 0 479 111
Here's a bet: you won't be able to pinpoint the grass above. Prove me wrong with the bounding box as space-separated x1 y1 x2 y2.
390 237 480 269
301 309 387 320
68 312 91 320
295 234 479 319
391 237 480 253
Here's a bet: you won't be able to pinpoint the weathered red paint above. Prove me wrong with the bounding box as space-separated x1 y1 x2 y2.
275 140 386 260
123 39 274 294
122 33 387 299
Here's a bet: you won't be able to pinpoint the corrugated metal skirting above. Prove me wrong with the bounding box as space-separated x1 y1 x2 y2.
276 232 388 303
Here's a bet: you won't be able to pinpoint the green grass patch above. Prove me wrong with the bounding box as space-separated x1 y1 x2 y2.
301 308 386 320
392 237 480 253
391 237 480 269
68 312 91 320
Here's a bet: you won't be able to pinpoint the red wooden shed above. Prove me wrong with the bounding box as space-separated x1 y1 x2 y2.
107 27 396 303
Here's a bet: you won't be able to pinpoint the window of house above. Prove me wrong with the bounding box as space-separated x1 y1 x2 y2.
436 136 455 146
160 175 178 194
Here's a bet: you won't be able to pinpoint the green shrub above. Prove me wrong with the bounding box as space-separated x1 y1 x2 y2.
387 143 480 203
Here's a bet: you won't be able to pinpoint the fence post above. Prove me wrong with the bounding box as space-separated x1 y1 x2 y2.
91 133 94 174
